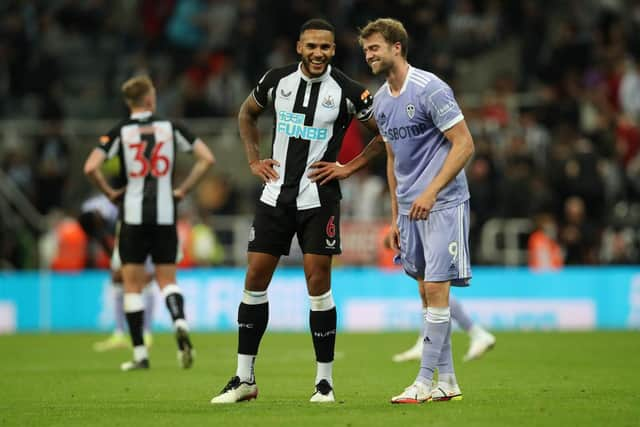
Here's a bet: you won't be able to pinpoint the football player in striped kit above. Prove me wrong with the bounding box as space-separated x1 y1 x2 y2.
84 75 215 371
211 18 382 404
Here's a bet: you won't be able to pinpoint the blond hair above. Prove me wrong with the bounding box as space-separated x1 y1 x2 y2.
121 75 154 108
358 18 409 58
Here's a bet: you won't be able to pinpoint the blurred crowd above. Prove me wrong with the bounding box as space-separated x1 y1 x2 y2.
1 0 640 269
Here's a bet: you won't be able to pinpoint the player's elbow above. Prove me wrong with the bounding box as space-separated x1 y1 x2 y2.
195 140 216 168
466 137 475 158
204 151 216 168
197 152 215 171
458 134 474 160
83 162 96 178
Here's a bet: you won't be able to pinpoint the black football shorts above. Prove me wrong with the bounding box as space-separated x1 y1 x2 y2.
119 223 178 264
248 201 341 256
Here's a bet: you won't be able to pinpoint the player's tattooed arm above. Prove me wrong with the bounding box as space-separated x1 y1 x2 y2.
238 95 280 183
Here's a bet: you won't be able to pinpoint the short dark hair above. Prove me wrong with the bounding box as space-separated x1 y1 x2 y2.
300 18 335 36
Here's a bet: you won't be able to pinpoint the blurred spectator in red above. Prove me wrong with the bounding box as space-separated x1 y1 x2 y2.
49 216 88 271
528 213 563 271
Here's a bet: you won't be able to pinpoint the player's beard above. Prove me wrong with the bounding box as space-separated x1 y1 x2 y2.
369 57 393 76
302 56 328 77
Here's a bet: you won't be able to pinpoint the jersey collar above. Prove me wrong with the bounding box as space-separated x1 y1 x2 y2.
130 111 152 120
386 64 413 98
298 63 332 83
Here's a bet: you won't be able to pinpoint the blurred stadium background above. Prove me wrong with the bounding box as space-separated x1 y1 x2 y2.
0 0 639 331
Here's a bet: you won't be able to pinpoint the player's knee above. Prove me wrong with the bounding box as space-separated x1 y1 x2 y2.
244 267 270 291
305 264 330 292
424 282 449 306
155 272 177 288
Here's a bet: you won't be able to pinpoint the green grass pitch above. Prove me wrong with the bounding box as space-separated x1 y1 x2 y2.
1 331 639 426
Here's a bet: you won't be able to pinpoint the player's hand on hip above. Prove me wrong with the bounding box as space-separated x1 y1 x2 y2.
409 191 436 221
108 187 125 203
250 159 280 183
308 161 349 185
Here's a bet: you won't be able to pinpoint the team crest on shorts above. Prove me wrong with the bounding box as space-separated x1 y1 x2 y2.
249 226 255 242
406 104 415 119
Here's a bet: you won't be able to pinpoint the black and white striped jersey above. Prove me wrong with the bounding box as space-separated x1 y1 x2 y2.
252 63 374 210
97 111 198 225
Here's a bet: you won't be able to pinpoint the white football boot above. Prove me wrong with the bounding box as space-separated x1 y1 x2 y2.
463 326 496 362
430 382 463 401
210 376 258 404
310 379 335 403
390 381 431 404
120 358 149 371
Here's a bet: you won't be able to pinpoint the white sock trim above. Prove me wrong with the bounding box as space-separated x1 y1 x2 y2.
174 318 189 332
426 306 450 323
242 290 268 305
161 284 182 298
236 354 256 382
309 290 335 311
124 293 144 313
133 345 148 362
315 361 333 386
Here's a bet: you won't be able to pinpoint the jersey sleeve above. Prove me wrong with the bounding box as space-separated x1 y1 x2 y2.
422 79 464 132
173 122 198 153
251 69 279 108
98 125 122 159
343 78 374 122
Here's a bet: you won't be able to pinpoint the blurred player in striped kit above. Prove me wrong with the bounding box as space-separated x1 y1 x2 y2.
84 75 215 371
78 193 155 352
